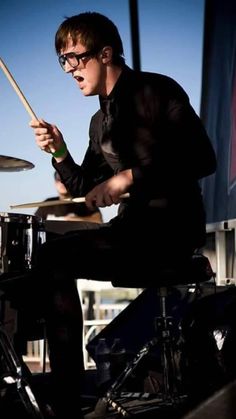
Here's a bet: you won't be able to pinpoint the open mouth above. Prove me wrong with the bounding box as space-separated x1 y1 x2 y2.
74 75 84 83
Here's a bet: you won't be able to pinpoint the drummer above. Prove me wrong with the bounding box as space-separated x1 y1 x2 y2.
34 170 103 223
29 11 216 419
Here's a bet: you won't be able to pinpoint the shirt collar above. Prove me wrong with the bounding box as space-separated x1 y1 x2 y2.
99 65 132 114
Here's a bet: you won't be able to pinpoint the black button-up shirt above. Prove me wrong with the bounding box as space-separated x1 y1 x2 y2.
54 65 216 248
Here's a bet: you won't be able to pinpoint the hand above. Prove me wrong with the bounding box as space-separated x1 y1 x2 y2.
85 169 133 209
29 119 67 160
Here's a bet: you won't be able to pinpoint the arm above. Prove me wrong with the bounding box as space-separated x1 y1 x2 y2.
166 98 217 179
123 76 216 202
29 116 115 200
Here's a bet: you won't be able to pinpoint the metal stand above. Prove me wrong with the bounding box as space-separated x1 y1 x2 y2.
0 306 46 418
154 286 183 400
93 287 186 417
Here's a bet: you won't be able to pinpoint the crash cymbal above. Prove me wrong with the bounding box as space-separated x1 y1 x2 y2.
0 155 34 171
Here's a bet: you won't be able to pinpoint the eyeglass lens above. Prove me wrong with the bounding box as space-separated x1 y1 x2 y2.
59 53 79 68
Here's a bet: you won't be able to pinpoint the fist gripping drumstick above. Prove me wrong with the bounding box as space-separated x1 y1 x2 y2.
0 57 55 153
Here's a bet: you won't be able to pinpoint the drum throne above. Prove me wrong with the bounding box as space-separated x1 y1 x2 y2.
88 252 215 418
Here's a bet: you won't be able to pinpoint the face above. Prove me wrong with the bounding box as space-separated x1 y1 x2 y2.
60 37 108 97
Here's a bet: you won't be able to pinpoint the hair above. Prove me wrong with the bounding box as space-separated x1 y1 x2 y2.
55 11 125 66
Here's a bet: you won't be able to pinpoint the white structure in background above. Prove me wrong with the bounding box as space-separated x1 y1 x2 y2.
205 220 236 286
77 279 133 368
23 279 140 371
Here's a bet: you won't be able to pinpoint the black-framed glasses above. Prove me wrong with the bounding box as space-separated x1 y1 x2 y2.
58 49 98 70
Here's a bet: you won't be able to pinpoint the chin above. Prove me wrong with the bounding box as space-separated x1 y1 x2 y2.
81 85 99 97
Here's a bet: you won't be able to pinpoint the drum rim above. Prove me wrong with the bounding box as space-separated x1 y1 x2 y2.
0 212 42 223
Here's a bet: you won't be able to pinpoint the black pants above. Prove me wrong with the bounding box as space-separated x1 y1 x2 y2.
34 222 119 418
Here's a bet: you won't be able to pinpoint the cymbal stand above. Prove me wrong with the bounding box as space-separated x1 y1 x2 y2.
0 298 45 418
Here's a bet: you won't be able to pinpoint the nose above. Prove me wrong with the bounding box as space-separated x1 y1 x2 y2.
64 60 75 73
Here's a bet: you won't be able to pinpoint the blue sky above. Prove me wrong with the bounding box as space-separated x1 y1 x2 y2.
0 0 204 221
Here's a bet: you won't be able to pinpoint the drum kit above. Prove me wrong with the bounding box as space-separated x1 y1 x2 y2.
0 156 95 417
0 57 88 273
0 155 43 275
0 58 48 274
0 155 46 417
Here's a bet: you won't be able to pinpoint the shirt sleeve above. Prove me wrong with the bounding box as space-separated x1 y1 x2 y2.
53 112 113 197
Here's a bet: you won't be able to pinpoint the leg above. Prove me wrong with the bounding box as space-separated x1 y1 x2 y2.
34 223 116 418
45 279 84 419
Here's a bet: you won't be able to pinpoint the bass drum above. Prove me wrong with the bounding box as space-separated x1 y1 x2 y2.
0 213 45 274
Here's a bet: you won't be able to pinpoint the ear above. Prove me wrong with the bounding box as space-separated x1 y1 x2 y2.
100 46 113 64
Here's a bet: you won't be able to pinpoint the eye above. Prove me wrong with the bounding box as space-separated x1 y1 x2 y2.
67 53 76 59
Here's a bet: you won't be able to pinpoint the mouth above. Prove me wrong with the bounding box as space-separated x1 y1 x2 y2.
74 75 84 84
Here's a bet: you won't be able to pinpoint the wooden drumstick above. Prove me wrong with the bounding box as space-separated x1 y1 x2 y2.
0 57 38 120
0 56 55 152
10 193 130 209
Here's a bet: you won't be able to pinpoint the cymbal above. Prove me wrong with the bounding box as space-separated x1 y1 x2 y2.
0 155 34 171
10 197 84 209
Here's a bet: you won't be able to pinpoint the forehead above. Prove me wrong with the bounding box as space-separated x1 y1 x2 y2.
60 35 85 54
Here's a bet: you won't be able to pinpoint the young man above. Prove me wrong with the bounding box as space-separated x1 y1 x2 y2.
30 11 216 419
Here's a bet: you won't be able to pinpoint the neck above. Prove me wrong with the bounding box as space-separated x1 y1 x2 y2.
101 65 123 97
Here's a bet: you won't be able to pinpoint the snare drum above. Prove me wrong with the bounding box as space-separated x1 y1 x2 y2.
0 213 45 274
